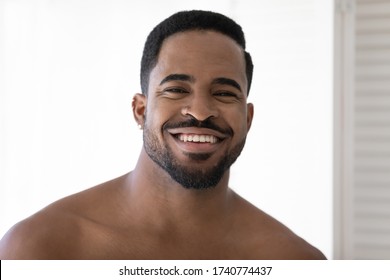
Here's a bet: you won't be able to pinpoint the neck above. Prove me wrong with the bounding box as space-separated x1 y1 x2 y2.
125 149 233 230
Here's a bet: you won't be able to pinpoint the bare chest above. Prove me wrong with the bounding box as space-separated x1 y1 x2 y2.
72 225 261 260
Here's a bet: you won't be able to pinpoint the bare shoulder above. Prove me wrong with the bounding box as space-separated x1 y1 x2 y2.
0 174 129 259
0 203 84 259
231 192 327 260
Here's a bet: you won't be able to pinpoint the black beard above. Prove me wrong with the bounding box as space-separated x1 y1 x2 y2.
143 122 246 190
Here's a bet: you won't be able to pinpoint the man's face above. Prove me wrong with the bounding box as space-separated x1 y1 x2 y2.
142 30 253 189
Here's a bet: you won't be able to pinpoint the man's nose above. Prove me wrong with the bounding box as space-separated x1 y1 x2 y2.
181 94 219 121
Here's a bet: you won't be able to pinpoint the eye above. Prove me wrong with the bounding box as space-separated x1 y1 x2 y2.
213 91 243 103
214 91 238 97
214 91 242 99
164 87 189 94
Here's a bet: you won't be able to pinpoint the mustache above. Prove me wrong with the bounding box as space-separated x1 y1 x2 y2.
163 117 233 136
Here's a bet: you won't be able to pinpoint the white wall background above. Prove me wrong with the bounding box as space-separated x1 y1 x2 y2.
0 0 333 258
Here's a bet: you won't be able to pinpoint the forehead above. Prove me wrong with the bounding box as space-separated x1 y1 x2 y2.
149 30 247 91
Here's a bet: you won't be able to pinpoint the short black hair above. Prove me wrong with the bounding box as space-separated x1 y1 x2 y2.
140 10 253 95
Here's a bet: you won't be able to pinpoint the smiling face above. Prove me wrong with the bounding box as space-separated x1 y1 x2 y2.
137 30 254 189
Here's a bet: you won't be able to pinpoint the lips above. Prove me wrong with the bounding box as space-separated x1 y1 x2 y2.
168 127 226 145
167 127 226 154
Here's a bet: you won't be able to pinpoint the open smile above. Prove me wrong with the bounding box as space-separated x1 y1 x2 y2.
167 127 227 154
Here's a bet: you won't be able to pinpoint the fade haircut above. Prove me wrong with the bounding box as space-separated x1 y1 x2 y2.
140 10 254 96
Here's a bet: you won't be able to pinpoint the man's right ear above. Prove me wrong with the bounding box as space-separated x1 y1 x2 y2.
132 93 147 128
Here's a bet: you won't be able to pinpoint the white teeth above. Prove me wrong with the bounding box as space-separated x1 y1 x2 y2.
179 134 217 143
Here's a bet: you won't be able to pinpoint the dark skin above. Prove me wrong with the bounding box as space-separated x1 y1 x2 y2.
0 30 326 260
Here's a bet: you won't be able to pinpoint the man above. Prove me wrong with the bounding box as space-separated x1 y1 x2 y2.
0 10 326 259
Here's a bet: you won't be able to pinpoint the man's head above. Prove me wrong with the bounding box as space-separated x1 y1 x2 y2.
140 10 253 96
134 10 254 190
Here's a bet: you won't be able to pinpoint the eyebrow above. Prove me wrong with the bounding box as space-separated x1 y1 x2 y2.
159 74 195 85
159 74 242 93
212 77 242 92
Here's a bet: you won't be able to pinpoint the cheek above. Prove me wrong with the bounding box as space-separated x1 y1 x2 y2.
144 101 175 132
224 106 249 132
144 112 161 133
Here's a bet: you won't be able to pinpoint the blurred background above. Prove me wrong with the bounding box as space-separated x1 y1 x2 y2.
1 0 388 260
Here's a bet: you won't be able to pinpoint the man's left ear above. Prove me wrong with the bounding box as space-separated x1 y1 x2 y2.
246 103 254 132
